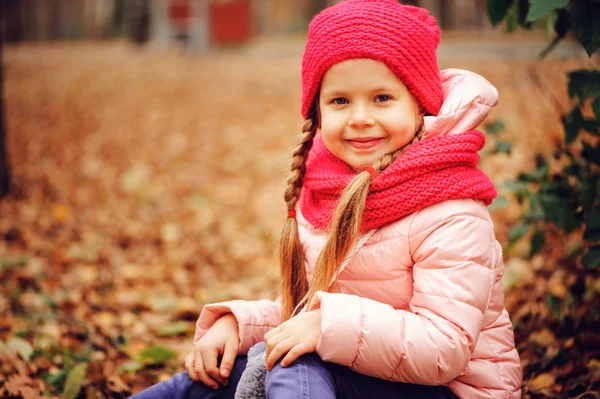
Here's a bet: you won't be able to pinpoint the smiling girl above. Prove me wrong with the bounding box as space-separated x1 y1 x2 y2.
319 59 423 170
131 0 522 398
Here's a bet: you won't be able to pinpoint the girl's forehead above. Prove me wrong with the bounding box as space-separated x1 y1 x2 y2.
321 59 406 91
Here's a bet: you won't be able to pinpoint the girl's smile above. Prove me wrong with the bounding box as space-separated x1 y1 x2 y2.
345 137 385 150
318 58 422 170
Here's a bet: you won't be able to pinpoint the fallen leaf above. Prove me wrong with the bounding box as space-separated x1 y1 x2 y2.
502 257 534 292
120 164 150 193
4 374 40 398
137 345 176 366
150 296 177 312
528 372 555 391
588 359 600 371
160 223 181 243
529 328 557 347
52 204 70 224
62 363 87 399
107 375 130 393
156 321 193 337
7 337 34 362
119 360 143 374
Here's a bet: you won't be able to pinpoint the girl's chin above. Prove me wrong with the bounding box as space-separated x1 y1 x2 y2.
347 156 380 171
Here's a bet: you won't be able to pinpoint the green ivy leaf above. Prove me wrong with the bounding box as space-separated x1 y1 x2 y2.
593 98 600 120
580 175 598 207
138 345 176 366
503 180 529 193
44 369 67 390
581 142 600 165
61 363 87 399
486 0 516 26
582 245 600 269
567 70 600 100
546 293 562 318
488 196 510 211
540 8 572 57
526 0 568 22
523 205 545 222
581 119 599 135
0 257 28 271
494 140 512 154
563 107 582 145
584 208 600 242
119 360 143 374
509 223 530 246
484 120 506 135
529 226 546 258
504 1 520 33
570 0 600 57
545 11 558 40
517 0 532 28
555 9 571 37
518 162 549 181
156 321 193 337
539 190 581 233
568 71 586 98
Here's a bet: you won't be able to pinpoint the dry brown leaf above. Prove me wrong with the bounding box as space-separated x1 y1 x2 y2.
51 203 70 224
528 373 556 392
529 328 557 347
4 375 40 398
588 359 600 372
107 375 130 394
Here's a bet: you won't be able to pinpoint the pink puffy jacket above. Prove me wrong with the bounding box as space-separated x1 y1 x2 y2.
194 69 523 399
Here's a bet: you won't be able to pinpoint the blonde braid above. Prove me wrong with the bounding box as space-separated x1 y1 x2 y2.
283 118 316 211
280 113 318 321
373 120 425 173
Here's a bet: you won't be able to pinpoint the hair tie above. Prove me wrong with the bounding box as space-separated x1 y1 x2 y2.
287 210 297 219
365 166 378 181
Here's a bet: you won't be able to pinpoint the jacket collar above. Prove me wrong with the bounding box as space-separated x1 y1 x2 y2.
423 69 498 139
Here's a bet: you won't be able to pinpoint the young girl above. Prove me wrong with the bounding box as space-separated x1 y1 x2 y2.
131 0 522 397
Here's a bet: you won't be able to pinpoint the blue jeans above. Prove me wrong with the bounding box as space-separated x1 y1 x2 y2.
129 353 459 399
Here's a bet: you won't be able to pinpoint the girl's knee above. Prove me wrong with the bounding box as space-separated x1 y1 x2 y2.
265 354 335 399
267 353 322 377
129 372 195 399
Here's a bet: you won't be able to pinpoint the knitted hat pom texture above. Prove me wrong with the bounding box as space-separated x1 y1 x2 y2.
301 0 443 118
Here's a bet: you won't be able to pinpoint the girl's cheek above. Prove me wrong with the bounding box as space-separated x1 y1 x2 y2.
322 114 346 132
319 120 336 136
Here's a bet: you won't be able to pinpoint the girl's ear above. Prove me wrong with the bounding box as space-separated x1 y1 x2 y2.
415 104 426 128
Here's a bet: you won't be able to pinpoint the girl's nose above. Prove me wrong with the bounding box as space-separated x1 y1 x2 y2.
348 105 375 128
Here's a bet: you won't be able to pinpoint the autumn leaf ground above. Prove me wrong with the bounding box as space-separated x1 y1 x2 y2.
1 39 599 398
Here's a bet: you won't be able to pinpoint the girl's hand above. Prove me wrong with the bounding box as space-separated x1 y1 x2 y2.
264 309 322 370
184 313 240 390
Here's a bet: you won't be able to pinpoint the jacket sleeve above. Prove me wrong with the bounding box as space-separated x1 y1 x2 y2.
194 297 281 354
308 210 496 385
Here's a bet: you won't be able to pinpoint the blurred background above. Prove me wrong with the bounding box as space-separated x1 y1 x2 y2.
0 1 599 398
4 0 495 46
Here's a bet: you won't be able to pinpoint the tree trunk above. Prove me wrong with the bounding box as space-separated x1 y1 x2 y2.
0 3 12 198
308 0 329 18
129 0 150 44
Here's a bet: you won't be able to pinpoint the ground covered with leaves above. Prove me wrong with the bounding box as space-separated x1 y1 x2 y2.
1 41 599 398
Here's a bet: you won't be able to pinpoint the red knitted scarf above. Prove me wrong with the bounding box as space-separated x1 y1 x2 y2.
299 130 497 232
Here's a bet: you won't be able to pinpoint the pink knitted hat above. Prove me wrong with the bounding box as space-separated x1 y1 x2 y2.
301 0 443 119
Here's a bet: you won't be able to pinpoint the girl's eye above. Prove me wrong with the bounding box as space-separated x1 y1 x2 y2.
375 95 391 102
332 97 349 105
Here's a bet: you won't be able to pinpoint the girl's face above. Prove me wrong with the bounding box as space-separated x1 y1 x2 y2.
318 59 421 170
